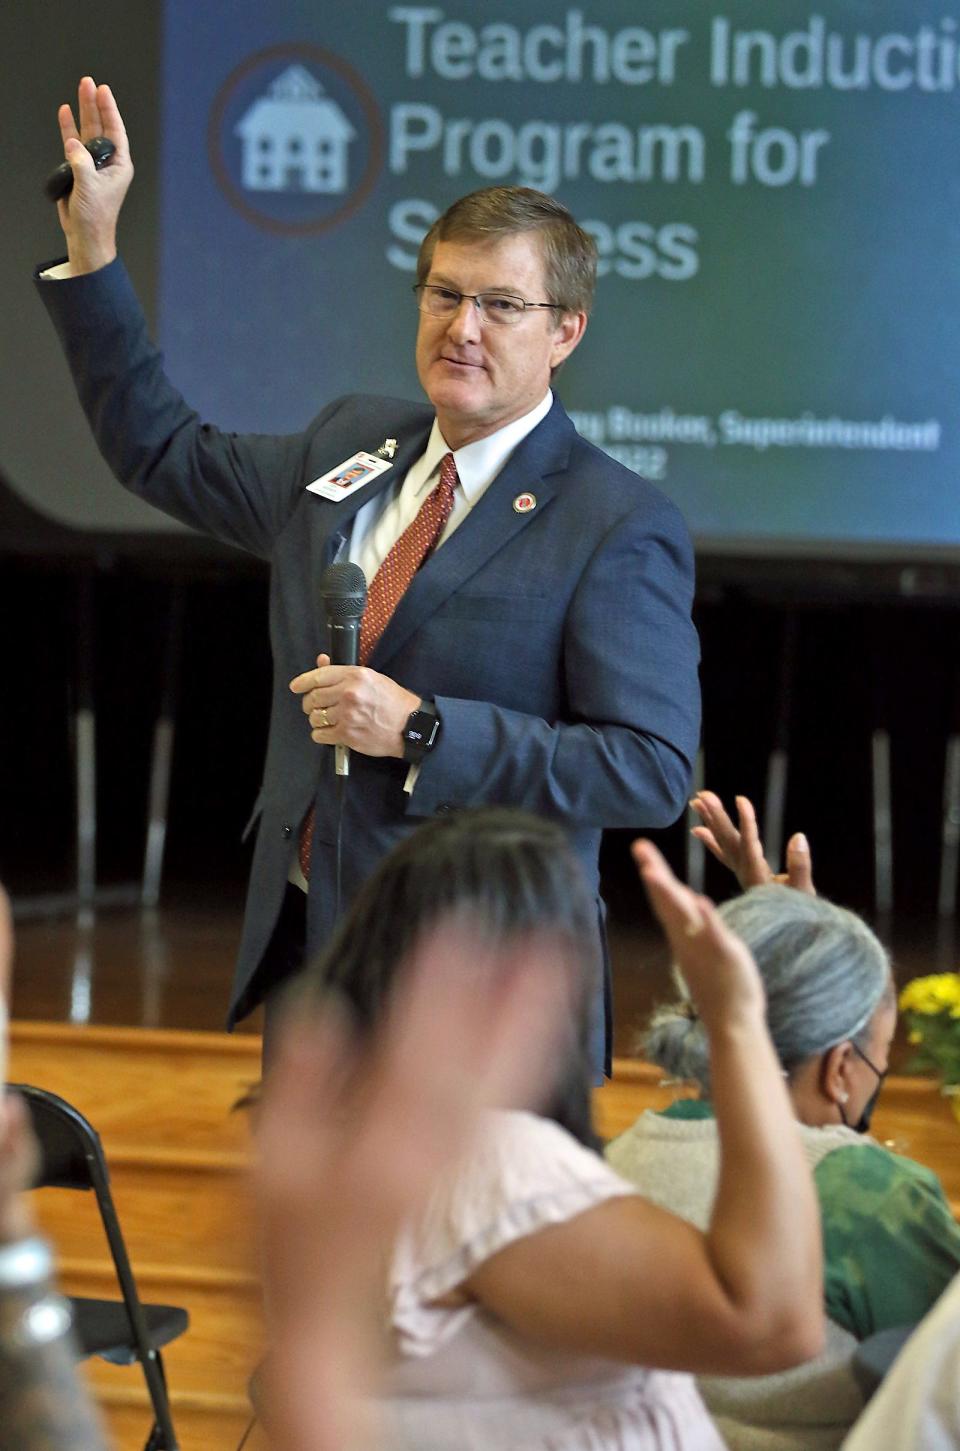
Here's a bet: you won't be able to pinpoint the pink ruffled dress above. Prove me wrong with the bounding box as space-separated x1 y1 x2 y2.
377 1111 726 1450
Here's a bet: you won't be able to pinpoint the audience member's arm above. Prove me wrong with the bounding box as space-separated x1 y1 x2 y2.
255 923 567 1451
0 889 108 1451
690 790 815 894
465 842 824 1377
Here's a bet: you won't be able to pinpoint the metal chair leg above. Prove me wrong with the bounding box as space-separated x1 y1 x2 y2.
141 1350 178 1450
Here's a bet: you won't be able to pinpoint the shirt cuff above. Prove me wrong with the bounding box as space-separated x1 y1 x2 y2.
38 261 75 281
403 763 421 795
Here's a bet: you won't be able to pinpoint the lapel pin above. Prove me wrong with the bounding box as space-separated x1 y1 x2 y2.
513 492 537 514
377 438 398 459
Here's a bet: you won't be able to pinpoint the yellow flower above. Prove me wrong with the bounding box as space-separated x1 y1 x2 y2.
900 974 960 1016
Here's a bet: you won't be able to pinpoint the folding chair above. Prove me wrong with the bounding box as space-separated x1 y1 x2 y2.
11 1083 190 1451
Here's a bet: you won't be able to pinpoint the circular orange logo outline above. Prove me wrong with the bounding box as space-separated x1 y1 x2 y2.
208 43 385 237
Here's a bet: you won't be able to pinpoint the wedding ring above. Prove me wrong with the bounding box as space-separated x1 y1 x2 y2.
319 707 330 729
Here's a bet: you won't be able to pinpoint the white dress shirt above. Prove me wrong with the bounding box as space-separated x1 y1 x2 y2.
349 388 553 580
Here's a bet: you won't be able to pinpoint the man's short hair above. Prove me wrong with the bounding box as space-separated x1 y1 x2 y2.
416 187 598 317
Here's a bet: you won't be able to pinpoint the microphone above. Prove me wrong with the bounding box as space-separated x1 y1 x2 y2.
319 562 367 777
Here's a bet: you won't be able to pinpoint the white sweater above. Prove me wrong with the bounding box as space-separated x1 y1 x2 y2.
606 1110 865 1451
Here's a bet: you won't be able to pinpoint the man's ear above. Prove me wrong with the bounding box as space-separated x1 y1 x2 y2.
549 310 587 369
820 1041 853 1108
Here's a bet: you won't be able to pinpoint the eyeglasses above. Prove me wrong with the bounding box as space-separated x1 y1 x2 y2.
413 284 560 326
851 1039 888 1087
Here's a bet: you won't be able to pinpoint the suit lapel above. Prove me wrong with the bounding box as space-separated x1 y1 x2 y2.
369 400 575 670
309 421 433 556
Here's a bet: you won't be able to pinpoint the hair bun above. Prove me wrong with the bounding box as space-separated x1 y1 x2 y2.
642 1005 710 1091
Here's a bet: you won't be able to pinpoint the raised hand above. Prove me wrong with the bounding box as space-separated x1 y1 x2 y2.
56 76 134 274
632 838 766 1034
690 791 815 895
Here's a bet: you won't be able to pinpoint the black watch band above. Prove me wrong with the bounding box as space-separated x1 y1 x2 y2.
402 699 441 763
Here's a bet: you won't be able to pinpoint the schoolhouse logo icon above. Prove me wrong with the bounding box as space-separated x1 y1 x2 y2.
209 44 384 236
235 66 356 197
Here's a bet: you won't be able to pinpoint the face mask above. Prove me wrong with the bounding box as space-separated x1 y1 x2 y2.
839 1040 888 1135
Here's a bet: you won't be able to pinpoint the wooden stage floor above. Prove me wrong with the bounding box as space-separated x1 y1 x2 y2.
11 894 676 1053
9 891 960 1062
11 898 264 1039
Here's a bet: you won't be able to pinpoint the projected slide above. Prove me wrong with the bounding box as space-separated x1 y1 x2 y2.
87 4 960 551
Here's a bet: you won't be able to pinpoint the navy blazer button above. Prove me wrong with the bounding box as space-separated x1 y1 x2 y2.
281 824 292 838
436 802 455 815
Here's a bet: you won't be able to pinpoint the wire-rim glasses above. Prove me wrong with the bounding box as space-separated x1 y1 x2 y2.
414 284 561 326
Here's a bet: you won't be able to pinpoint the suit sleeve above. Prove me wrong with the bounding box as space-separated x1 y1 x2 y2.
34 256 332 559
408 494 700 829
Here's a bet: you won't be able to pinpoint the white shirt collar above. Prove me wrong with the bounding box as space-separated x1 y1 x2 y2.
415 390 553 503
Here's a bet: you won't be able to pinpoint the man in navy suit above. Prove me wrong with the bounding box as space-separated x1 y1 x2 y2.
38 78 700 1072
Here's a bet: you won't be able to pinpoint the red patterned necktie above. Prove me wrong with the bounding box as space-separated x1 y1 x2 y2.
299 452 459 879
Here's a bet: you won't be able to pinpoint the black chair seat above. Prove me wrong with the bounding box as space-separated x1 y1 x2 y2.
71 1298 190 1364
10 1083 190 1449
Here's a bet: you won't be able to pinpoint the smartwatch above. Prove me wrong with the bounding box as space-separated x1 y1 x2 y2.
402 699 441 763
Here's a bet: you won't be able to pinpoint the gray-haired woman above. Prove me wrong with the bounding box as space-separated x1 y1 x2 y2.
606 793 960 1451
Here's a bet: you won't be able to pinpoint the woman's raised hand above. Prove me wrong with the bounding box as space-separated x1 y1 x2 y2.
632 839 765 1034
690 791 815 895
